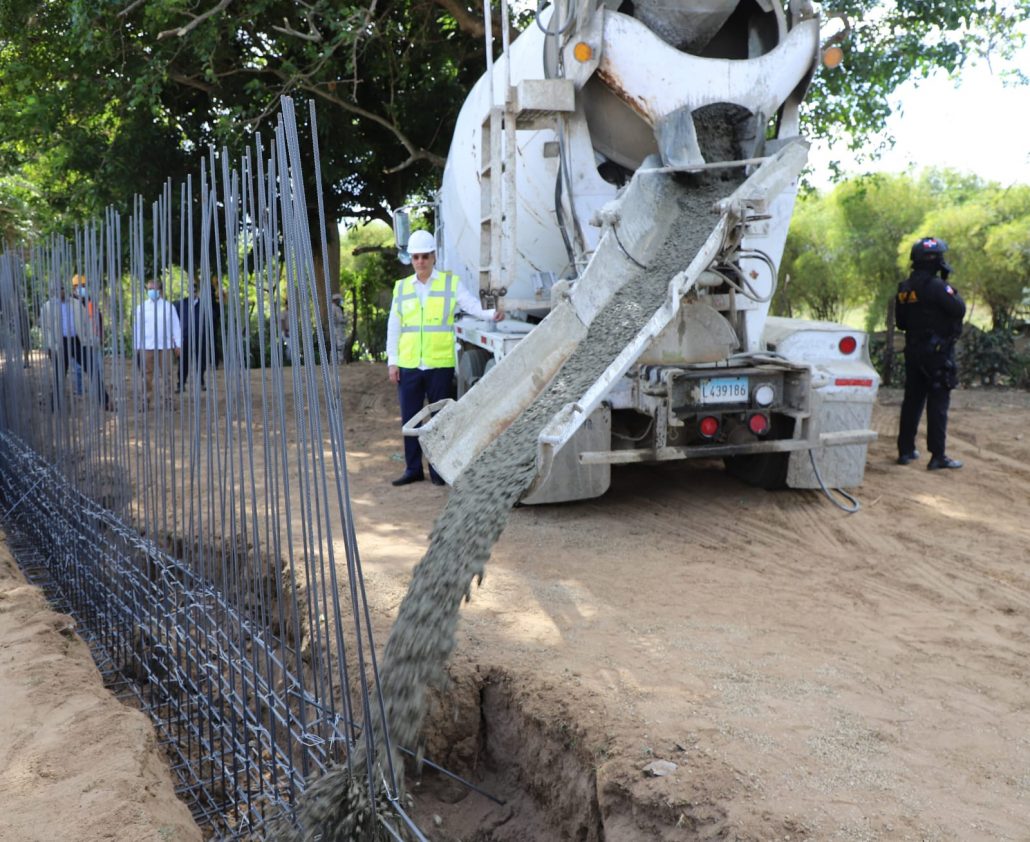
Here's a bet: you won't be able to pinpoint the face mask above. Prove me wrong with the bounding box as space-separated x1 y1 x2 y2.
147 289 159 302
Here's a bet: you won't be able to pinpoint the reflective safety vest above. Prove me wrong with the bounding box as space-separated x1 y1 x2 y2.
393 272 459 368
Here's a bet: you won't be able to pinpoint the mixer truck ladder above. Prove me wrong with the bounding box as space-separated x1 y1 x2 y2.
478 2 575 310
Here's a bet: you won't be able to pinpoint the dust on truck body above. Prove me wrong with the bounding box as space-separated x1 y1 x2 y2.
398 0 879 504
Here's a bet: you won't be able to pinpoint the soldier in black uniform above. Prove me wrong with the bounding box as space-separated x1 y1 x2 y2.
896 237 966 470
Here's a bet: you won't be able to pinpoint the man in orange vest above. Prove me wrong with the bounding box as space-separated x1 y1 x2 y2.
386 230 503 486
72 275 114 411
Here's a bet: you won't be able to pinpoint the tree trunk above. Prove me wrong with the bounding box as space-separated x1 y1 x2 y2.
884 295 896 387
345 287 358 364
310 217 341 350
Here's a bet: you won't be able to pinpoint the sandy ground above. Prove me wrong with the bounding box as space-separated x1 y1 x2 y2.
0 532 202 842
2 364 1029 840
337 367 1030 841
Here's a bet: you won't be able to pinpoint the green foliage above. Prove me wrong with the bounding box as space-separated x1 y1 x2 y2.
777 191 860 322
0 175 41 246
982 210 1030 325
339 220 403 360
905 183 1030 328
958 323 1018 387
0 0 486 231
832 172 934 332
866 332 903 383
806 2 1028 168
2 0 1028 240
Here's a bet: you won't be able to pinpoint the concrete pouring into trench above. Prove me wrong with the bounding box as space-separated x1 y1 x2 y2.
407 667 610 842
285 152 742 838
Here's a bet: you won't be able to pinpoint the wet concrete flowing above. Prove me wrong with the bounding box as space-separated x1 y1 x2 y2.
281 170 740 840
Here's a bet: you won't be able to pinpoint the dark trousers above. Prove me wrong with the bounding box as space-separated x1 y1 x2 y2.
897 355 951 458
49 336 82 409
179 340 208 388
398 367 454 480
80 345 112 409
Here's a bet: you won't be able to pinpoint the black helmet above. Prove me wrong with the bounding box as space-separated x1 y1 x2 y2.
910 237 948 264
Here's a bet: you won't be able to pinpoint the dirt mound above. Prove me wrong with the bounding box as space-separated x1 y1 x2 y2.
0 532 202 842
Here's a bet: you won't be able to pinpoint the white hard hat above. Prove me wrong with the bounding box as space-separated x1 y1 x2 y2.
406 230 437 255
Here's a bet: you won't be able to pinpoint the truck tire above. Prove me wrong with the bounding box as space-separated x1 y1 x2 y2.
456 347 491 398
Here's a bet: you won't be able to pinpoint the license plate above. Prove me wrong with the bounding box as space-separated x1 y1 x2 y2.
700 376 748 404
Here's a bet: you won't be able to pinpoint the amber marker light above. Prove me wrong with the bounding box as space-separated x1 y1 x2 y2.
573 41 593 62
822 45 844 68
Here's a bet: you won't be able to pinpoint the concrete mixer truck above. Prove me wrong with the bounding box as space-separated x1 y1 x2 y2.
395 0 880 504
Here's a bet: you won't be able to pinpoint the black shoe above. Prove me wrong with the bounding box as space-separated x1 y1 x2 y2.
391 473 425 486
430 475 446 486
897 450 920 465
927 455 963 471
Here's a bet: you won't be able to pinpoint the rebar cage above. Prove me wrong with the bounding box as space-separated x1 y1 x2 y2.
0 98 423 840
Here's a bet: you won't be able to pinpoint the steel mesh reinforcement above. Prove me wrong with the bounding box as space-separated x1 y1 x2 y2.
0 98 424 840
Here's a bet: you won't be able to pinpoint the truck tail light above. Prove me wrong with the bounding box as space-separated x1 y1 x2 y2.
699 416 720 438
747 413 770 436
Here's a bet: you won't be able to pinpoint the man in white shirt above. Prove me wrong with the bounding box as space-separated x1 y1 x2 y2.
386 230 503 486
133 279 182 409
40 280 87 409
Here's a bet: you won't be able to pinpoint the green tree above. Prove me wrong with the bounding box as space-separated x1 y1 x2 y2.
778 192 858 322
0 175 42 247
3 0 1027 231
0 0 489 327
339 220 403 360
982 213 1030 324
809 1 1029 169
910 184 1030 328
831 173 934 382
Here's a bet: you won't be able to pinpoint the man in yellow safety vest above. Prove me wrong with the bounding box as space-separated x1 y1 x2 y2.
386 229 504 486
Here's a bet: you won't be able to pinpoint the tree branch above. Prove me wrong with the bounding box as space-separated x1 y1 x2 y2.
157 0 233 40
352 244 396 256
168 71 215 94
118 0 148 18
298 81 447 171
271 12 324 43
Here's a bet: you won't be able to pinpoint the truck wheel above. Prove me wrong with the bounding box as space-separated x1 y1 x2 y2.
456 347 491 398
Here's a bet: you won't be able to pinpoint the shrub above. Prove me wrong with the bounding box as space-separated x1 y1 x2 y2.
958 323 1017 387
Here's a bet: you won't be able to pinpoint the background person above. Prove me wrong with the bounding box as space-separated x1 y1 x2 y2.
40 280 86 409
896 237 966 470
72 275 113 412
279 297 294 364
133 279 182 410
329 292 351 361
386 229 503 486
176 279 209 391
